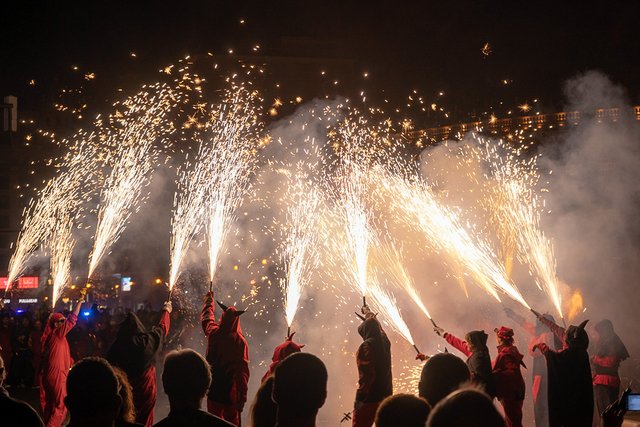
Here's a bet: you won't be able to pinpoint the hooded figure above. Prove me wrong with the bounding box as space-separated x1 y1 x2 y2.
107 302 171 427
201 292 249 426
592 319 629 418
441 328 496 398
535 320 593 427
40 295 83 427
353 314 392 427
261 333 304 383
492 326 526 427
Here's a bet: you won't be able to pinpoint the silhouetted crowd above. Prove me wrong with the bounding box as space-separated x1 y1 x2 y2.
0 291 633 427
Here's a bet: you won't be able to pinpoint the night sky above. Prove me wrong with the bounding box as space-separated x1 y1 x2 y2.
2 1 639 123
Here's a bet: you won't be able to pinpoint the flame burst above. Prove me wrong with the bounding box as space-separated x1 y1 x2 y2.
278 170 322 327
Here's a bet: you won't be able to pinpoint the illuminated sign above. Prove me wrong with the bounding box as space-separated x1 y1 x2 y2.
18 298 38 304
0 278 7 289
121 277 132 292
18 277 39 289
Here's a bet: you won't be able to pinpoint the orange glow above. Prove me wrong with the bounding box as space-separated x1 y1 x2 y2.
565 289 584 321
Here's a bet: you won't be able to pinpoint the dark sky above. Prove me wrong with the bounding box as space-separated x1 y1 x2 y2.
2 1 639 121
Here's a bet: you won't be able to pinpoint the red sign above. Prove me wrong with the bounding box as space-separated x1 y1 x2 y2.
0 277 7 289
17 277 39 289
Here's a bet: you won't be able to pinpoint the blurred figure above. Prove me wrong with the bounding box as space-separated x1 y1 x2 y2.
261 332 304 383
592 319 629 424
505 308 562 427
64 357 121 427
155 348 233 426
418 353 471 407
250 375 277 427
352 305 392 427
434 325 496 398
201 291 249 426
107 301 172 427
9 315 34 387
0 314 13 382
31 318 44 386
492 327 526 427
112 366 142 427
533 320 593 427
0 354 44 426
40 292 84 427
374 393 430 427
272 352 327 427
427 387 506 427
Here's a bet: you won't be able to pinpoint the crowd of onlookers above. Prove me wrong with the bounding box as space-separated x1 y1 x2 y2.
0 303 189 389
0 298 635 427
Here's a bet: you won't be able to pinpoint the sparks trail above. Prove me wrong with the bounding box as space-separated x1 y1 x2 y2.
372 237 433 320
478 138 564 318
88 83 181 277
376 167 530 309
369 280 415 347
49 211 75 306
205 85 262 283
278 166 323 328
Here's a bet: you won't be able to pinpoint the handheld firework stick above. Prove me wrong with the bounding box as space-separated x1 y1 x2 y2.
287 325 292 337
209 280 213 293
413 344 421 354
362 295 367 307
429 317 439 329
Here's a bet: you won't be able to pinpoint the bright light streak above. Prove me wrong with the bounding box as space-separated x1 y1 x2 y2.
369 280 415 345
50 212 75 306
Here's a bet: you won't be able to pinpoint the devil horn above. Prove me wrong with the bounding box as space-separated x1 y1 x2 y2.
578 319 589 330
234 310 246 316
355 312 366 321
216 301 228 311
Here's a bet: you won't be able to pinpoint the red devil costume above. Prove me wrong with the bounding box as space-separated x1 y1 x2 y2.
39 311 78 427
442 329 496 398
506 308 562 427
353 313 392 427
202 294 249 426
261 333 304 383
107 304 170 427
592 319 629 419
493 326 526 427
535 320 593 427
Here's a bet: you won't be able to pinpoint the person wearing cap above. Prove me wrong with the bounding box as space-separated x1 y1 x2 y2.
492 326 526 427
40 289 85 427
433 325 496 398
201 291 249 426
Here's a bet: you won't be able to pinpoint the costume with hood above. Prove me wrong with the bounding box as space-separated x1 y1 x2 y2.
492 327 526 427
444 330 496 397
592 319 629 417
39 312 77 427
537 320 593 427
107 310 170 427
353 316 392 427
261 334 304 383
201 298 249 426
508 310 562 427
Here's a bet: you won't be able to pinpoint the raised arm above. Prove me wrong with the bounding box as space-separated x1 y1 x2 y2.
201 292 218 336
444 332 471 357
532 309 566 347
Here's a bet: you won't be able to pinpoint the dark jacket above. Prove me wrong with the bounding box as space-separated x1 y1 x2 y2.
0 385 44 427
355 317 393 403
154 408 234 427
445 330 496 398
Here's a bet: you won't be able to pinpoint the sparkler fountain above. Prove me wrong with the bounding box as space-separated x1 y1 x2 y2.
49 211 76 307
278 171 322 336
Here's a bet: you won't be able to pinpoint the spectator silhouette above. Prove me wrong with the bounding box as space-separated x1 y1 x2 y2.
427 387 506 427
155 349 233 427
64 357 122 427
0 354 44 426
250 375 277 427
112 366 142 427
418 353 470 407
272 352 327 427
374 393 430 427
